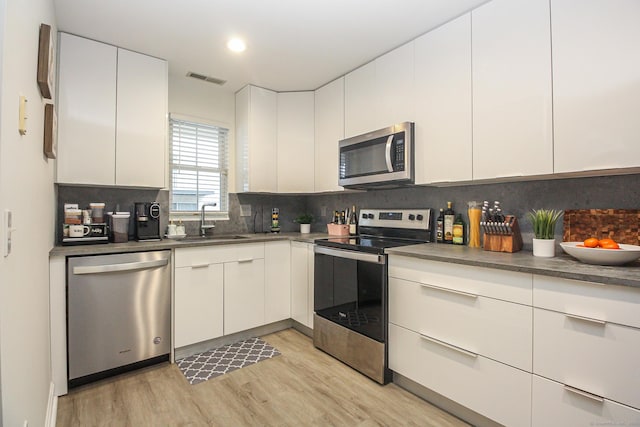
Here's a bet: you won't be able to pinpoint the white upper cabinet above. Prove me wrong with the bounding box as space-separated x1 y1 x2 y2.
314 77 344 192
344 60 377 138
277 92 315 193
552 0 640 173
344 43 415 139
56 33 168 188
57 33 117 186
472 0 553 180
374 42 415 129
115 49 168 188
414 13 472 184
235 85 278 193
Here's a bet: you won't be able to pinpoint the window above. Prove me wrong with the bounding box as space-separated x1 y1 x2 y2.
169 115 229 215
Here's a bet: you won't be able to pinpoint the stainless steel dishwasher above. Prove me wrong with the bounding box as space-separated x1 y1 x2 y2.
67 250 171 387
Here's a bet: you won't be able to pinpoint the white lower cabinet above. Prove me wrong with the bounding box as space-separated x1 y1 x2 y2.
532 375 640 427
265 241 291 324
224 244 266 335
389 323 532 427
290 241 314 328
174 263 224 348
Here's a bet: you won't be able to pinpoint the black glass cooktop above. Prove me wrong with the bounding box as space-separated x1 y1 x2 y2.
315 236 427 254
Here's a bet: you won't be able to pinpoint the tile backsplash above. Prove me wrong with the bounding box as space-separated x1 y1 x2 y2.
57 173 640 248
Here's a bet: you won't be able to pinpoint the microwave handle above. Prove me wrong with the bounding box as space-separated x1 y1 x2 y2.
384 135 394 172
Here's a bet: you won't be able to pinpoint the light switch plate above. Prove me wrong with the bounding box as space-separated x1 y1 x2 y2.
4 209 13 257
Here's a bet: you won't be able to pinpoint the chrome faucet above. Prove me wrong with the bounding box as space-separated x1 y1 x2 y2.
200 203 217 236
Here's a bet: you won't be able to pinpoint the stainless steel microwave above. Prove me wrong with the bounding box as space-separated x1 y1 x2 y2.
338 122 414 189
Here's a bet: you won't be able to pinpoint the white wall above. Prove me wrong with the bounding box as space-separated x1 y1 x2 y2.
168 75 236 191
0 0 57 425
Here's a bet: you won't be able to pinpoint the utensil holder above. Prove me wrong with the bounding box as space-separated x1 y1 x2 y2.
327 223 349 236
482 215 523 253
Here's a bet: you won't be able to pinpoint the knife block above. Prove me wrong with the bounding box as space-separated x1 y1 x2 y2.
483 216 523 253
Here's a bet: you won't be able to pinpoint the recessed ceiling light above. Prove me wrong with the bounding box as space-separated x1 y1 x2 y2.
227 38 246 53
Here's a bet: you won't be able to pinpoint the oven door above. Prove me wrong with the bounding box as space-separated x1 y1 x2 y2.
314 246 387 342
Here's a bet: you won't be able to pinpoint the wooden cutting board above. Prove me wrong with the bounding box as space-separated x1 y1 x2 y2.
563 209 640 245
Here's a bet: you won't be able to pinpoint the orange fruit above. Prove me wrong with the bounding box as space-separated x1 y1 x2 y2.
583 238 599 248
600 241 620 250
598 238 616 247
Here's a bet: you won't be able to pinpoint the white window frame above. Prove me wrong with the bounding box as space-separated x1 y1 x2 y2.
169 113 230 221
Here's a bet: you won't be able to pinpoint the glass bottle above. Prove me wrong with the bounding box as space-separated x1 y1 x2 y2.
453 213 465 245
444 202 455 244
436 208 444 243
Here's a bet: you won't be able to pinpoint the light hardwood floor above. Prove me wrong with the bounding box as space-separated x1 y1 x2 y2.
57 328 469 426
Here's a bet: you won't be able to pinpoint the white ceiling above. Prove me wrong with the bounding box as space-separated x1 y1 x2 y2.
53 0 489 93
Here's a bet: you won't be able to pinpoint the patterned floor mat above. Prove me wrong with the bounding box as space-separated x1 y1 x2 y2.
176 337 280 385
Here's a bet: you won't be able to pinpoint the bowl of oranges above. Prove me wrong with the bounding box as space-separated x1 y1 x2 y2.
560 238 640 266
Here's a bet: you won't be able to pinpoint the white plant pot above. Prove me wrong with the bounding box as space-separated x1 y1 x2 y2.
533 238 555 257
300 224 311 234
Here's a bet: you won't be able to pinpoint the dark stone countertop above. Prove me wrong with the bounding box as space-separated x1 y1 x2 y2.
50 232 328 257
385 243 640 289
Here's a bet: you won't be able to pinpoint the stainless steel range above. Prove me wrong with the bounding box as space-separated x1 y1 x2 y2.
313 208 432 384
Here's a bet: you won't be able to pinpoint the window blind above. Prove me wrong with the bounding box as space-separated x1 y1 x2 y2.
169 117 229 213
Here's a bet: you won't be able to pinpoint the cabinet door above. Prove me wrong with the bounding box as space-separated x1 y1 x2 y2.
174 263 224 348
375 42 415 128
472 0 553 180
291 241 310 326
314 78 344 192
414 13 472 184
265 241 291 323
277 92 315 193
224 258 265 335
344 61 377 138
116 49 168 188
235 85 277 192
56 33 117 185
306 243 314 328
552 0 640 173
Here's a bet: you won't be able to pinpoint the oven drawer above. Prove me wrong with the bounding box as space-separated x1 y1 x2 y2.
533 307 640 410
389 323 531 427
532 375 640 427
389 277 532 371
388 256 532 305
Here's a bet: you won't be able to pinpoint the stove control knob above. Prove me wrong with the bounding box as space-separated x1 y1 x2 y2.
361 213 367 219
367 213 374 219
408 214 416 221
416 214 424 221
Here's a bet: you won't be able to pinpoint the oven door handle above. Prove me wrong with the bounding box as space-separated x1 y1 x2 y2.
314 246 385 264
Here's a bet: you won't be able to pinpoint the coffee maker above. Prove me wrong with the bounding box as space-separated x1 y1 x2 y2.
134 202 161 241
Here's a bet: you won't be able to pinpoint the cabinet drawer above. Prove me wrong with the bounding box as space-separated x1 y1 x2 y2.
533 275 640 329
533 308 640 409
389 323 531 427
389 277 532 371
175 243 264 267
532 375 640 427
389 256 532 305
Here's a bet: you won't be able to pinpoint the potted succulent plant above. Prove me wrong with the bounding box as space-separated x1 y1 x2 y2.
526 209 563 257
294 213 314 234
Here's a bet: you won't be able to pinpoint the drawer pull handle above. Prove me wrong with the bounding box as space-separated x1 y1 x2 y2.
563 385 605 403
419 282 478 299
238 258 253 263
565 313 606 326
191 263 210 269
419 334 478 358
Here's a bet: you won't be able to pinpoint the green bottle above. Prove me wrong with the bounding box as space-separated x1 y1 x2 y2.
452 213 465 245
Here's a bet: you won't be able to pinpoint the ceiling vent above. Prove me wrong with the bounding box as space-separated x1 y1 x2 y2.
186 71 227 86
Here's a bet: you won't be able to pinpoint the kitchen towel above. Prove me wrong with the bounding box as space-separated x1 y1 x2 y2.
176 337 280 385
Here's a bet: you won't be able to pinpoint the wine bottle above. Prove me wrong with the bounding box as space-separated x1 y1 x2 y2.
349 205 358 235
444 201 455 244
452 213 465 245
436 208 444 243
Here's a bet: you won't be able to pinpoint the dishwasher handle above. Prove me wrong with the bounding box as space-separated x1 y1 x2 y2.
72 258 169 275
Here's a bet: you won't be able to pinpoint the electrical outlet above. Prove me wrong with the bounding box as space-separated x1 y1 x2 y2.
24 420 28 427
240 204 252 217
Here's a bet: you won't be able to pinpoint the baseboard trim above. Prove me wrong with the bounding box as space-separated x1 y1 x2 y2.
45 381 57 427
